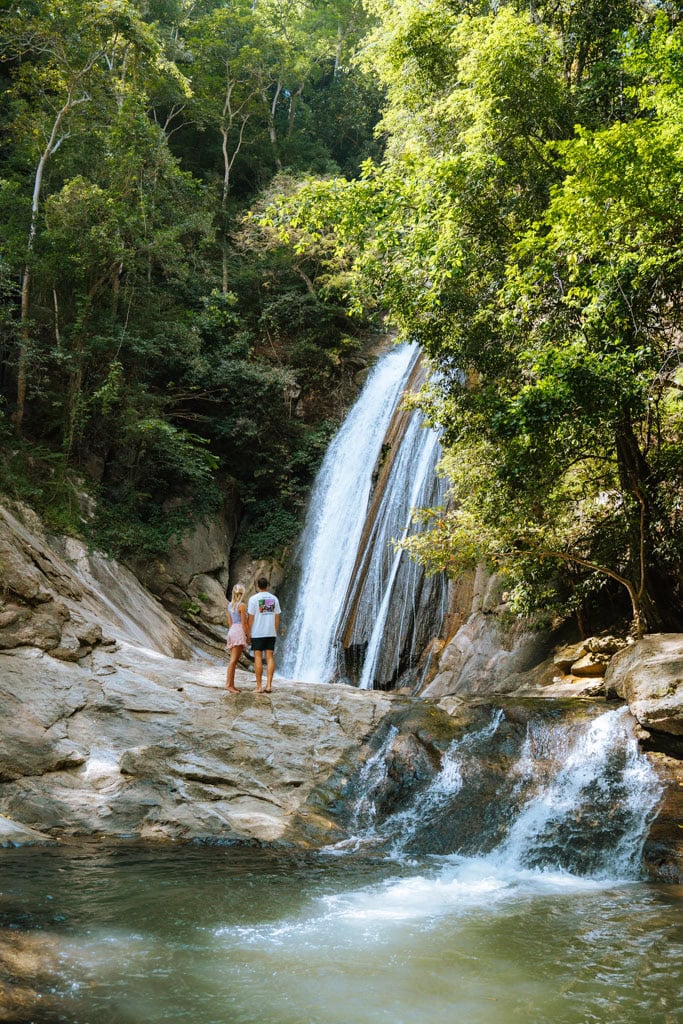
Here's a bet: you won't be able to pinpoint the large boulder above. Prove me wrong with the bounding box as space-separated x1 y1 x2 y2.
187 573 230 624
422 612 555 699
131 486 241 627
164 509 235 590
229 554 284 601
605 633 683 735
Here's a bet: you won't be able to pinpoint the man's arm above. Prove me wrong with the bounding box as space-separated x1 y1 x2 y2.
275 613 280 635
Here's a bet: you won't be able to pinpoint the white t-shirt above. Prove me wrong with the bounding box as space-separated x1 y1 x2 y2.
247 591 281 638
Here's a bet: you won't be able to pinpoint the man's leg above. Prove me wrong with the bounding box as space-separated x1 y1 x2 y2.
265 649 275 691
253 649 263 692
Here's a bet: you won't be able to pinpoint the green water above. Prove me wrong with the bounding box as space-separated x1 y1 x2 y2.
0 844 680 1024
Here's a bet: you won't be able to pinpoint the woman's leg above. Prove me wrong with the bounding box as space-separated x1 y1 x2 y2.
226 645 243 692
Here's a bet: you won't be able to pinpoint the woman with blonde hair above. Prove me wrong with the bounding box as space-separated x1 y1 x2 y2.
225 583 250 693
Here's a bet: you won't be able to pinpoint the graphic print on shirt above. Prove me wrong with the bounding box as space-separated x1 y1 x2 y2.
259 598 276 614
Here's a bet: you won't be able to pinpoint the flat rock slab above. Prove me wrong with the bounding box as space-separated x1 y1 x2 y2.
0 644 401 846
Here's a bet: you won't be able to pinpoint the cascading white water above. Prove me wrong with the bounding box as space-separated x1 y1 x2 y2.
323 725 401 854
281 342 438 684
333 708 662 879
357 416 445 689
326 710 503 857
495 707 662 878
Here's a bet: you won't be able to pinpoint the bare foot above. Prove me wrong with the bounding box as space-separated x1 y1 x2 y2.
226 686 240 694
264 688 272 693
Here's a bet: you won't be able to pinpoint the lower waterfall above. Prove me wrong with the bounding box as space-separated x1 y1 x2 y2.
281 342 448 687
325 706 662 880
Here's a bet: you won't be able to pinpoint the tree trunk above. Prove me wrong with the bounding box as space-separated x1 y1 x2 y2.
16 83 89 432
613 413 666 633
220 72 251 294
287 83 304 138
261 81 282 170
18 138 54 432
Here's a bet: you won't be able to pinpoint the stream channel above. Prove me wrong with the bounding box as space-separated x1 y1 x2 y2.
1 837 680 1024
1 704 681 1023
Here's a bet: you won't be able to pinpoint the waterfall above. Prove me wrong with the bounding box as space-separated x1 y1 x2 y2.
281 343 447 687
331 708 662 879
494 707 662 878
356 415 446 689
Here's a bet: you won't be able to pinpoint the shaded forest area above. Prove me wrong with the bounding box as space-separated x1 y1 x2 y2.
0 0 383 559
1 0 682 635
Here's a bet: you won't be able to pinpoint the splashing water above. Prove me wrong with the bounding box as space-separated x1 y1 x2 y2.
495 707 663 878
0 709 673 1024
280 343 420 683
331 708 662 881
326 710 505 859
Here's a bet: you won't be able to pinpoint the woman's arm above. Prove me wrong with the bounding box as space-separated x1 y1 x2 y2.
239 602 250 641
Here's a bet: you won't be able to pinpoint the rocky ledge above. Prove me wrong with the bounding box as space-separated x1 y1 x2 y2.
0 501 402 847
0 644 403 846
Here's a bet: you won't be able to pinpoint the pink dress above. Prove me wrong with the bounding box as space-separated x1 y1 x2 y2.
226 604 247 649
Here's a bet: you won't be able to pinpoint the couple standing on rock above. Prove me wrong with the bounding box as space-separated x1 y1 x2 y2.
225 577 281 695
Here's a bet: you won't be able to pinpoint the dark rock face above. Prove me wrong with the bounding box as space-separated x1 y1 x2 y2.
641 750 683 883
291 699 681 882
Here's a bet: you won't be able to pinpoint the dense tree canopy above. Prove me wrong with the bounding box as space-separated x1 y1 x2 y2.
268 1 683 634
0 0 380 556
1 0 681 634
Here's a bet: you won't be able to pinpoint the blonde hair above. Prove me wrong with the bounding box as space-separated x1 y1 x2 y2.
230 583 245 609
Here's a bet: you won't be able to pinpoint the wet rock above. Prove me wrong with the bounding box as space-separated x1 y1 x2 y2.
382 732 439 807
642 750 683 883
0 930 65 1021
0 814 53 847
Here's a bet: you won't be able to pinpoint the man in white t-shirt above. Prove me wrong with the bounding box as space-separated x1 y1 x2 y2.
247 577 281 693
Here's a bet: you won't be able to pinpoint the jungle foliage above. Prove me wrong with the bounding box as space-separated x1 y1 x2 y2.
0 0 381 558
2 1 681 633
267 1 683 634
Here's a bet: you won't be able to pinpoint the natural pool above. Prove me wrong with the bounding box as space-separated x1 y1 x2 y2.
1 843 680 1024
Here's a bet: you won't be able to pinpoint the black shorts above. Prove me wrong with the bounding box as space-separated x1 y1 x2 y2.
251 636 276 652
